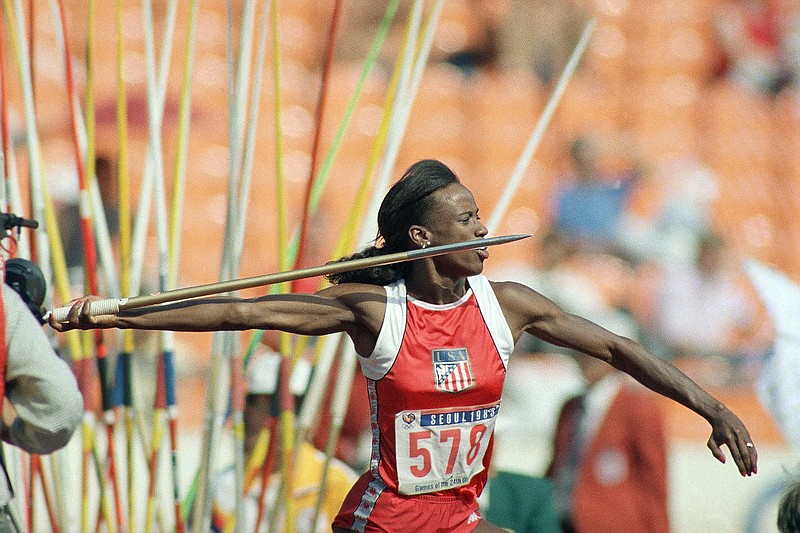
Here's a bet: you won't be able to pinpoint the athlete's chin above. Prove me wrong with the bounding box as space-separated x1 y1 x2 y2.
448 256 486 278
464 261 485 277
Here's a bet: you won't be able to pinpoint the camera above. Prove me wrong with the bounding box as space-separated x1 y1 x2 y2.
0 213 38 232
4 258 47 324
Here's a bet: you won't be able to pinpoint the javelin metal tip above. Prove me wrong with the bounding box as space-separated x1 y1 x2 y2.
493 233 532 242
477 233 533 246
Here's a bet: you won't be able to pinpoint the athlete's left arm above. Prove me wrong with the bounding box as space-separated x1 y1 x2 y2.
491 280 758 477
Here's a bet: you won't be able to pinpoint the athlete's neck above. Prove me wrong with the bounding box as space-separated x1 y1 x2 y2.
405 272 468 305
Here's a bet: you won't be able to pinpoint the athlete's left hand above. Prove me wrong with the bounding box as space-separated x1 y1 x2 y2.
707 406 758 476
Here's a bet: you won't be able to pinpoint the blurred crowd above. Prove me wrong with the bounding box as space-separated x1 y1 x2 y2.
492 129 774 385
337 0 800 97
712 0 800 97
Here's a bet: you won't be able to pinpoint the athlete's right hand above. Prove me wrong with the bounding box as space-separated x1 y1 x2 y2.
48 296 117 332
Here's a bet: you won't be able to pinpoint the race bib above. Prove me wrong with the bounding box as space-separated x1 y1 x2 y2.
394 402 500 495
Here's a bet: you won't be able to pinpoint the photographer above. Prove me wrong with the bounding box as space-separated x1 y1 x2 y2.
0 215 82 532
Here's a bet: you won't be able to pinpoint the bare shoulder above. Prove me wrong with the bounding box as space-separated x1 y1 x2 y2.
488 279 546 309
317 282 387 303
317 282 388 355
488 279 564 338
316 282 387 324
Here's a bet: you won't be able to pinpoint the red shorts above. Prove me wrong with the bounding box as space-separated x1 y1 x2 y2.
332 472 482 533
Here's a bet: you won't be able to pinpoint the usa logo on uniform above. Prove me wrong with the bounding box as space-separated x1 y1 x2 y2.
432 348 475 392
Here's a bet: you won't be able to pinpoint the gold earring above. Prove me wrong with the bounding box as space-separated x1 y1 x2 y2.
421 241 429 249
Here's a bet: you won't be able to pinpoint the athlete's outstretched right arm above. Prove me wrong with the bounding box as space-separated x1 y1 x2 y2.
49 283 386 341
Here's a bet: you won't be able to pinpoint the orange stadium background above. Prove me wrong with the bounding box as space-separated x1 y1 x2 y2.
3 0 799 532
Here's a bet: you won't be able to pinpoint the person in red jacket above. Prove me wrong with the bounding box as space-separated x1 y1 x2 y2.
547 351 670 533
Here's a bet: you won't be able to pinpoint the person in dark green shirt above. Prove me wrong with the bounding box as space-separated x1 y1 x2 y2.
482 470 564 533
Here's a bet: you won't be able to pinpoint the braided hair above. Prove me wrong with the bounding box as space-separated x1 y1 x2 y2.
326 159 460 286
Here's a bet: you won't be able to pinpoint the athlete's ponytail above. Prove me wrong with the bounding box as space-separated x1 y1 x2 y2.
327 159 460 285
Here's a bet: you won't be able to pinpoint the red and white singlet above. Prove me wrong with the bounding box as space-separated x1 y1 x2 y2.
333 275 514 532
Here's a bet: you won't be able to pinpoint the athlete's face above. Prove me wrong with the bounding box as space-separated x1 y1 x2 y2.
419 183 489 276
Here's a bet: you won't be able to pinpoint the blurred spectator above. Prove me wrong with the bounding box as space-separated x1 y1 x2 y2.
334 2 410 66
496 0 590 84
338 0 589 82
439 0 590 82
443 0 505 76
546 351 670 533
712 0 793 96
548 134 640 253
54 154 120 291
481 470 564 533
618 157 720 266
630 230 773 385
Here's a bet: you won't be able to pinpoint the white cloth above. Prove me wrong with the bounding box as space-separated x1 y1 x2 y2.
576 374 624 456
742 260 800 447
248 350 312 396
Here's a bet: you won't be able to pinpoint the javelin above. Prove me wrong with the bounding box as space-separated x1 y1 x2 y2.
50 233 530 322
